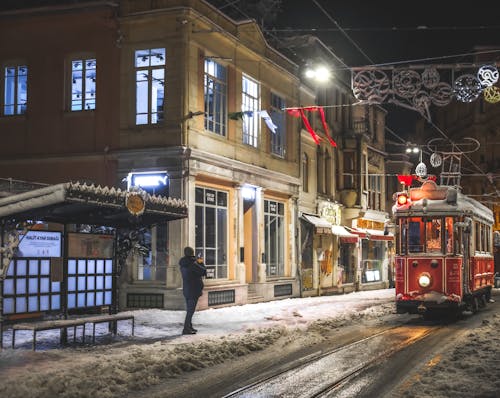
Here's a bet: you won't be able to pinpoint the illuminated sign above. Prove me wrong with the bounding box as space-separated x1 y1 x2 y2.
127 171 169 196
16 231 62 258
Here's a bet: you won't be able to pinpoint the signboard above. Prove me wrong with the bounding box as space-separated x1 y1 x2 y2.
68 233 114 258
16 231 62 258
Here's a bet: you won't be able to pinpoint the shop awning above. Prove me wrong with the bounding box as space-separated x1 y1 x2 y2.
301 214 332 234
0 181 188 228
350 227 394 241
331 225 358 243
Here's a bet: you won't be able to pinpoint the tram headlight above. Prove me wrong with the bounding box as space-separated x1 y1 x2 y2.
397 193 409 205
418 273 432 288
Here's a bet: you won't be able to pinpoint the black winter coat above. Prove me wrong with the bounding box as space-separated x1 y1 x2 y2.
179 255 207 299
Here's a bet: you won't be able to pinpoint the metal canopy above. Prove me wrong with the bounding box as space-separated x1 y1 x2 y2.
0 181 188 228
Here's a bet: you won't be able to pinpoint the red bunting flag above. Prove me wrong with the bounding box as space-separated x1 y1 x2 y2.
286 106 337 147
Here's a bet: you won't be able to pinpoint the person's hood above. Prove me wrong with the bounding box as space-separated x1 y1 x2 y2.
179 256 196 267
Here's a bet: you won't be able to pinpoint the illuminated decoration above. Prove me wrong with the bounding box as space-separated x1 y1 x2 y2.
125 189 146 216
477 65 498 87
421 67 440 89
418 273 431 288
483 85 500 103
126 171 169 196
426 137 480 187
351 63 499 121
430 152 442 167
453 74 482 103
286 106 337 147
397 192 409 205
415 162 427 178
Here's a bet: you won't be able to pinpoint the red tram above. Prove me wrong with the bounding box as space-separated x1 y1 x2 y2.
392 180 494 317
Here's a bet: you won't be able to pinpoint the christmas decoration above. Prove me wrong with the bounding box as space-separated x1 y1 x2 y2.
477 65 498 87
453 74 482 103
430 152 442 167
483 85 500 103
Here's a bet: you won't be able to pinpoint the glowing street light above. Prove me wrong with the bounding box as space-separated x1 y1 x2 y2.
304 65 331 82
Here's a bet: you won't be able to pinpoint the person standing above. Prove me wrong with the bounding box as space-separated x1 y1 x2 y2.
179 246 207 335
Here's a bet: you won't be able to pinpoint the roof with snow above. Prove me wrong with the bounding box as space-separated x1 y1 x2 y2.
0 182 188 228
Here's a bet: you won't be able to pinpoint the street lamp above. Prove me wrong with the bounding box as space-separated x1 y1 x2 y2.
304 65 331 82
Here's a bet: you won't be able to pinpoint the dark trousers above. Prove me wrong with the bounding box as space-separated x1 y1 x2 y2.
184 297 199 330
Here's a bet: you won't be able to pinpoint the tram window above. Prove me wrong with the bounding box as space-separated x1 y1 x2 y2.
408 219 423 252
445 217 453 254
425 219 442 253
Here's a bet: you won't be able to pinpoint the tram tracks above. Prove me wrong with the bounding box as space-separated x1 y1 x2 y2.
223 323 441 398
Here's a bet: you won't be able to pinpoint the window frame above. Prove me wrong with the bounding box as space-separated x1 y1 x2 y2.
204 59 227 136
2 63 28 116
270 92 286 157
69 57 96 112
241 74 260 147
264 198 285 277
134 48 165 125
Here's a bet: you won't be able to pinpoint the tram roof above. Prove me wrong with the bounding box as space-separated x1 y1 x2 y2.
0 181 188 228
393 182 493 224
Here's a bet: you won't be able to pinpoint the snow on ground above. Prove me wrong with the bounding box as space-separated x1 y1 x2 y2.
0 288 499 398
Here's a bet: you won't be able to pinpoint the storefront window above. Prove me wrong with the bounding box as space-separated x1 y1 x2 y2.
264 199 285 276
137 225 168 282
361 240 383 283
195 187 228 279
339 243 356 283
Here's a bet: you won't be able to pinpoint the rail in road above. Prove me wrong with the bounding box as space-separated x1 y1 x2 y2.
223 324 440 398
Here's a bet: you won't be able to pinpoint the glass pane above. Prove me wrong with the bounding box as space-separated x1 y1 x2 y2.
104 291 112 305
68 259 77 274
77 293 85 307
96 291 103 305
105 275 112 289
68 276 76 291
28 278 38 293
40 278 49 293
51 281 61 292
16 278 26 294
205 207 215 247
195 187 204 203
51 294 61 310
96 276 104 289
7 261 14 276
4 298 14 314
105 260 113 274
78 260 86 274
150 48 165 66
87 292 95 307
29 260 38 275
16 297 27 313
196 205 204 248
88 260 96 274
78 276 86 290
29 296 38 312
135 49 150 67
96 260 104 273
87 276 95 290
68 293 76 308
17 260 27 275
41 260 50 275
4 279 14 294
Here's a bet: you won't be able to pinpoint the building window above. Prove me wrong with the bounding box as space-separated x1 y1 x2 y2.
368 175 382 210
135 48 165 125
317 148 325 194
264 199 285 276
195 187 228 279
302 153 309 193
3 65 28 116
343 151 355 189
270 93 285 156
136 225 168 282
325 150 332 196
204 59 227 136
71 58 96 111
242 75 260 147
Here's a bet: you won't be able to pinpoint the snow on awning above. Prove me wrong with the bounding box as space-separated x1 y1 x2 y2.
331 225 358 244
349 227 394 241
0 181 188 228
301 214 332 234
